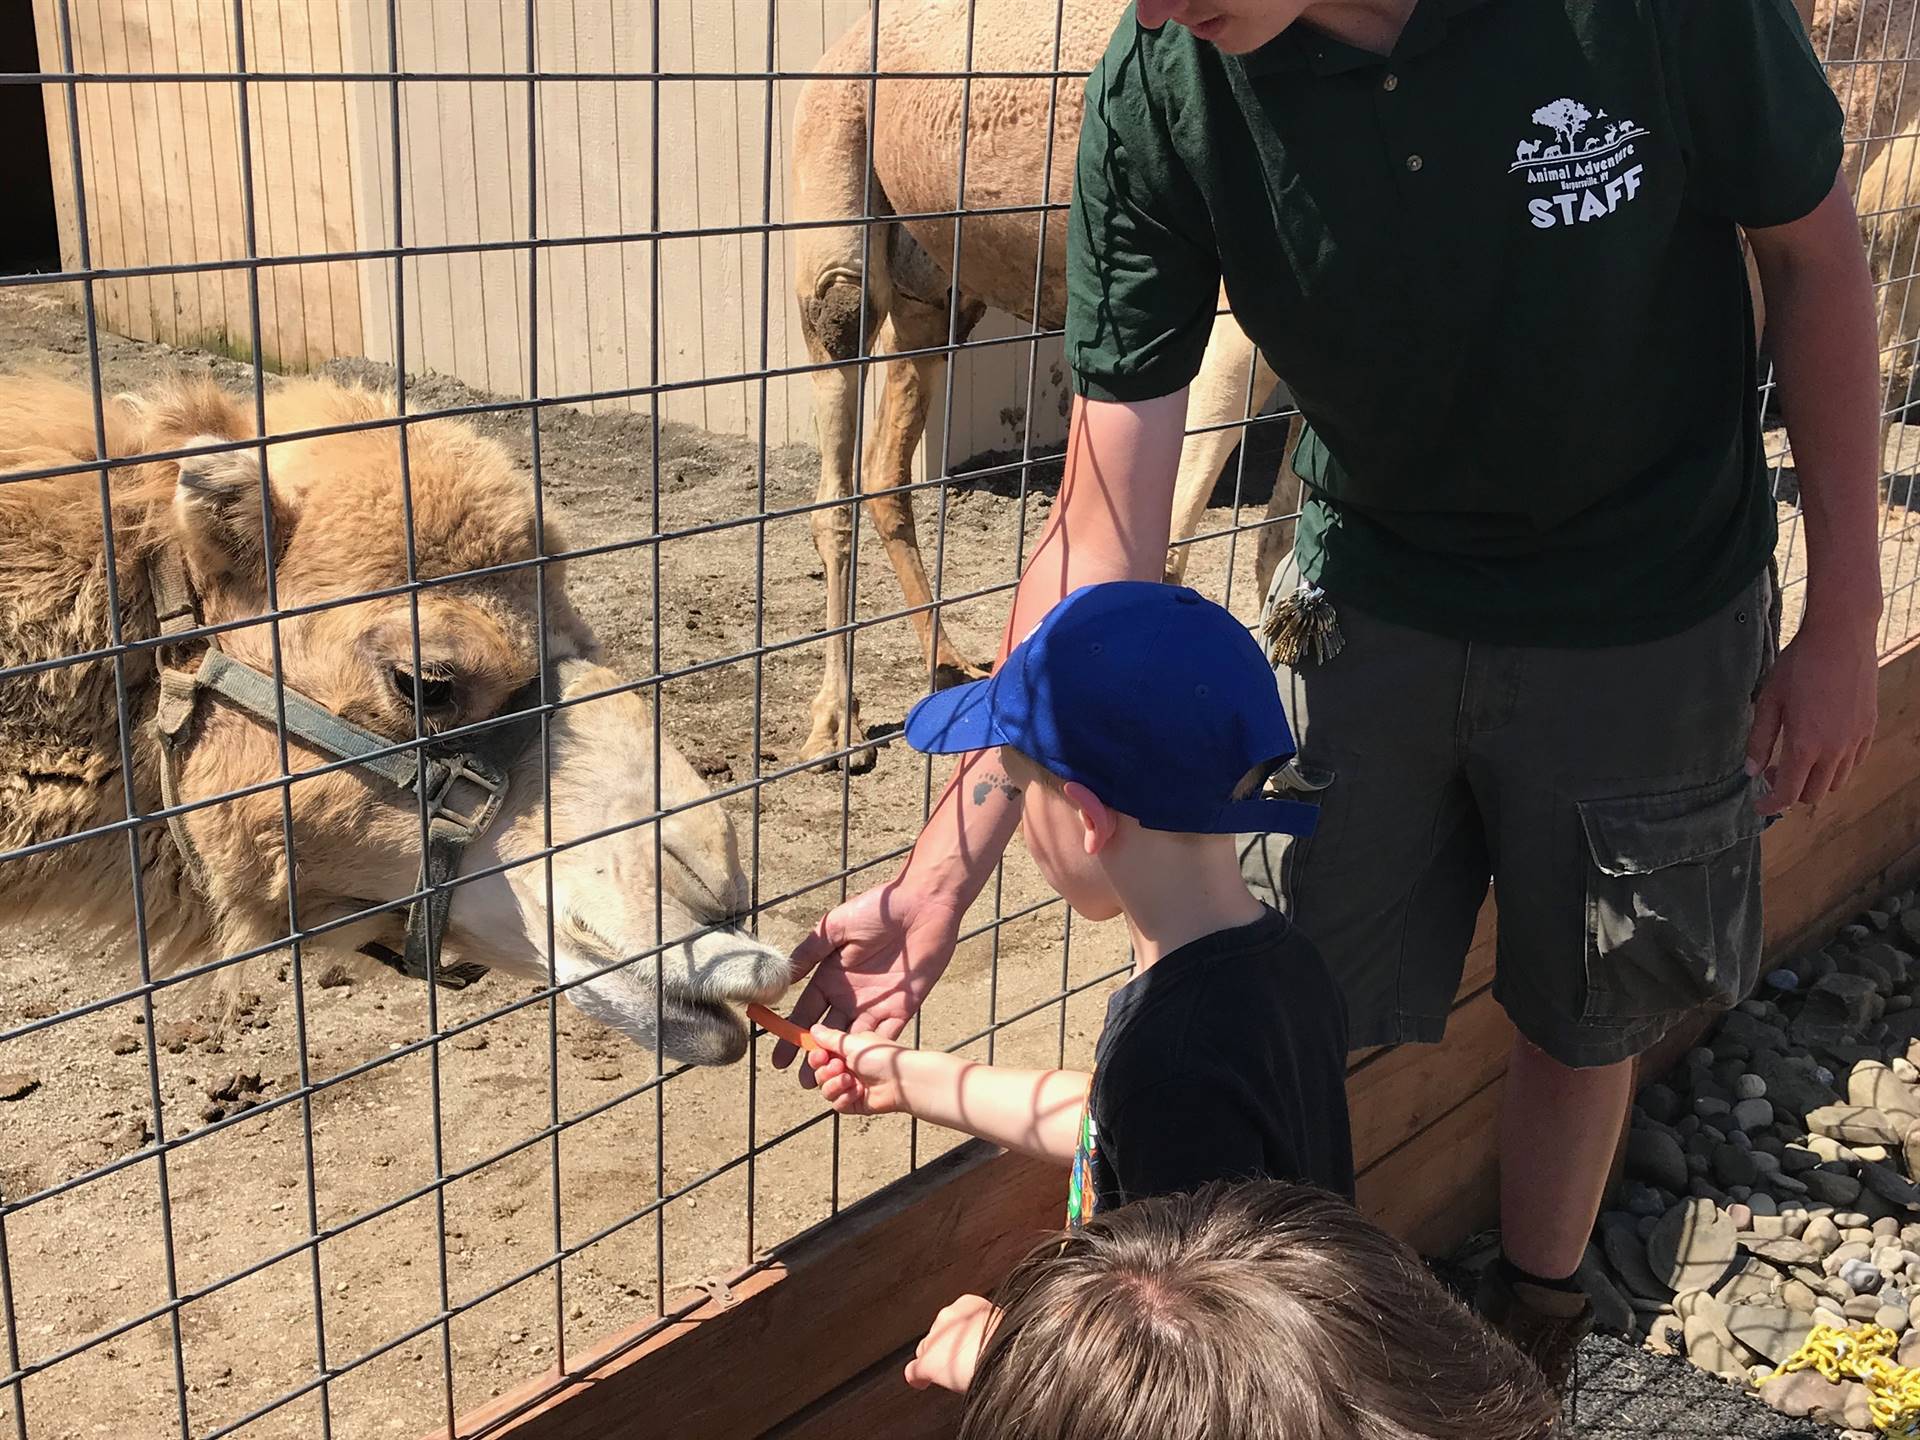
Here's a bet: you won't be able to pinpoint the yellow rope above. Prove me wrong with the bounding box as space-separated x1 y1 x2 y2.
1767 1323 1920 1437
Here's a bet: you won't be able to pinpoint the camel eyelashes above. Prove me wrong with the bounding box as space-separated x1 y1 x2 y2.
391 665 458 714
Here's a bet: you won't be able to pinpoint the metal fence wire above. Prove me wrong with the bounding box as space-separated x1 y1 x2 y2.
1 1 1919 1437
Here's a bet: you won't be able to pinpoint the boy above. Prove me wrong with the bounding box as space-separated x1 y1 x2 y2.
952 1178 1559 1437
805 579 1353 1386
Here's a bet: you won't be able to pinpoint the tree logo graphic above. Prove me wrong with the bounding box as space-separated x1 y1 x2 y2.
1531 98 1592 156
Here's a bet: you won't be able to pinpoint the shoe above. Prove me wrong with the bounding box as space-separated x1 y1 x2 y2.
1475 1262 1593 1396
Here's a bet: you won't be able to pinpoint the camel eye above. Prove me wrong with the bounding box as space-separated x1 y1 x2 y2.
391 665 458 714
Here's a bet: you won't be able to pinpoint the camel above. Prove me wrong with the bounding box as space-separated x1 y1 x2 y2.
789 0 1303 770
0 373 790 1066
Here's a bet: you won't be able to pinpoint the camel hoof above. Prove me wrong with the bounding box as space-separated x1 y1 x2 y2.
932 659 991 690
802 716 877 775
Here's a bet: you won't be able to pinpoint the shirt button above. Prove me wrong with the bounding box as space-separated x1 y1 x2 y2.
1382 73 1399 91
1406 153 1424 172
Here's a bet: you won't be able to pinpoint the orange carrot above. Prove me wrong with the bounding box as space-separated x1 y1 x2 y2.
747 1002 822 1054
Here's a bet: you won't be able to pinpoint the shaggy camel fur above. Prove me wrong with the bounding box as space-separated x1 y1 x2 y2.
0 374 789 1064
790 0 1302 769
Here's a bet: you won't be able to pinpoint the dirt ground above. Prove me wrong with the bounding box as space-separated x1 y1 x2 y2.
2 280 1918 1440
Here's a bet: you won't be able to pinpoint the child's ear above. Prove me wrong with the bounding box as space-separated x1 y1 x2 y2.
1061 781 1118 856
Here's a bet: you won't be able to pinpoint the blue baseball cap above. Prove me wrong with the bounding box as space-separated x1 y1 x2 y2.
903 582 1319 837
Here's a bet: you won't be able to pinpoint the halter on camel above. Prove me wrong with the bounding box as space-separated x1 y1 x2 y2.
144 547 546 991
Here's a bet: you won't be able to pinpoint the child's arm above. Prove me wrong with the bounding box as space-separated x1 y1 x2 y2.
807 1024 1090 1166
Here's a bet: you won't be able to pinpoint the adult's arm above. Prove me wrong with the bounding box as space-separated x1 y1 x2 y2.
772 389 1191 1069
1744 177 1883 809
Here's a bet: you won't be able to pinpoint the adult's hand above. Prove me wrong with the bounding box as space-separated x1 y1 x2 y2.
770 875 967 1081
1747 609 1878 813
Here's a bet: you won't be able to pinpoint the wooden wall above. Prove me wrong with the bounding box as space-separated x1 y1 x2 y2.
428 642 1920 1440
29 0 1068 458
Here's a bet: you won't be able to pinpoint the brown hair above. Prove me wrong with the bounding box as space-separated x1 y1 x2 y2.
958 1180 1559 1440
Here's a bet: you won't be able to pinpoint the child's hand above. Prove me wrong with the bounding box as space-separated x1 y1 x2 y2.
904 1293 1000 1394
804 1023 909 1115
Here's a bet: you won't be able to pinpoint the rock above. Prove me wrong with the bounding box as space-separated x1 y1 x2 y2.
1808 1105 1908 1148
1859 1186 1902 1225
1720 1261 1781 1307
1682 1313 1746 1377
1839 1258 1885 1294
1626 1183 1671 1218
1845 1292 1884 1320
1602 1216 1674 1300
1757 1369 1866 1426
1749 1191 1781 1218
1765 968 1801 994
1714 1055 1752 1091
1649 1199 1740 1293
1638 1214 1662 1240
1733 1098 1776 1133
1806 1134 1865 1165
1780 1278 1822 1313
1640 1082 1683 1126
1862 1160 1920 1212
1806 1169 1866 1207
1728 1128 1755 1154
1695 1096 1733 1121
1783 1145 1824 1174
1627 1127 1691 1194
206 1071 264 1104
1805 1216 1844 1255
0 1073 39 1102
1871 909 1895 931
1753 1053 1844 1124
97 1114 150 1155
1826 1241 1875 1275
1878 1303 1912 1335
316 964 354 989
1904 1123 1920 1182
107 1033 139 1055
1577 1249 1636 1336
1902 1327 1920 1367
1898 1059 1920 1085
1877 1216 1905 1239
1714 1143 1761 1190
1744 1236 1822 1268
1647 1314 1684 1356
1816 1303 1850 1327
1689 1178 1732 1207
1902 907 1920 948
156 1019 211 1053
1850 1061 1920 1121
1795 974 1880 1043
450 1032 488 1051
1735 1073 1770 1101
1751 1214 1810 1240
1726 1202 1755 1230
1719 1010 1792 1054
1727 1303 1812 1365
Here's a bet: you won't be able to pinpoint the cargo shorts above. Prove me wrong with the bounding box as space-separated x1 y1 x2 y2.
1241 556 1780 1069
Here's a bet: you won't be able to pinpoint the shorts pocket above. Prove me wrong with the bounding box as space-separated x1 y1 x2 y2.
1576 771 1764 1026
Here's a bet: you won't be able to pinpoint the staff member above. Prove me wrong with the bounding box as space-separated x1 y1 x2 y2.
777 0 1881 1392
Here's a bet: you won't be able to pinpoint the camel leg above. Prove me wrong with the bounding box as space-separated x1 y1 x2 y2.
1165 308 1280 584
862 289 992 689
1254 412 1308 603
791 58 894 772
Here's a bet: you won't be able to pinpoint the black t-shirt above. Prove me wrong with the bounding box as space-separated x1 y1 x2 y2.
1084 907 1354 1217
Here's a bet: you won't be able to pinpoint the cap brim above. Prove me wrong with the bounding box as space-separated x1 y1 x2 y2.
903 675 1006 755
1211 795 1321 839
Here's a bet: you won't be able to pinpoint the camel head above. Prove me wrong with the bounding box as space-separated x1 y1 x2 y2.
115 376 789 1064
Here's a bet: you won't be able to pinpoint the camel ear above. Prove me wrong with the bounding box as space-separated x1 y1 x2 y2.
173 437 288 589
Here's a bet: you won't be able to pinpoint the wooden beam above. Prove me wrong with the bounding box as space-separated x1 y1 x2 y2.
441 1143 1061 1440
762 1341 965 1440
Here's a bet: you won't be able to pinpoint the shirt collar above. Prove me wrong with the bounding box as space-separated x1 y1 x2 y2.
1239 0 1494 77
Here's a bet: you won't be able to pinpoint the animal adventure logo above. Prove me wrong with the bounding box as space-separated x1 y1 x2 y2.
1510 98 1649 230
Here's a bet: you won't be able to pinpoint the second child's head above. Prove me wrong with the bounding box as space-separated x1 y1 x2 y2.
904 583 1318 918
960 1180 1560 1440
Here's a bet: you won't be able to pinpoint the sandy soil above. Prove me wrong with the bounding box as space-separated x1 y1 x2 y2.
1 280 1916 1440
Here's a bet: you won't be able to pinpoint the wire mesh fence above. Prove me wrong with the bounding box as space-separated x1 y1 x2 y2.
1 2 1918 1437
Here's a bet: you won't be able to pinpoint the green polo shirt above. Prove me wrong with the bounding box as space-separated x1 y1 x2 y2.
1065 0 1844 645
